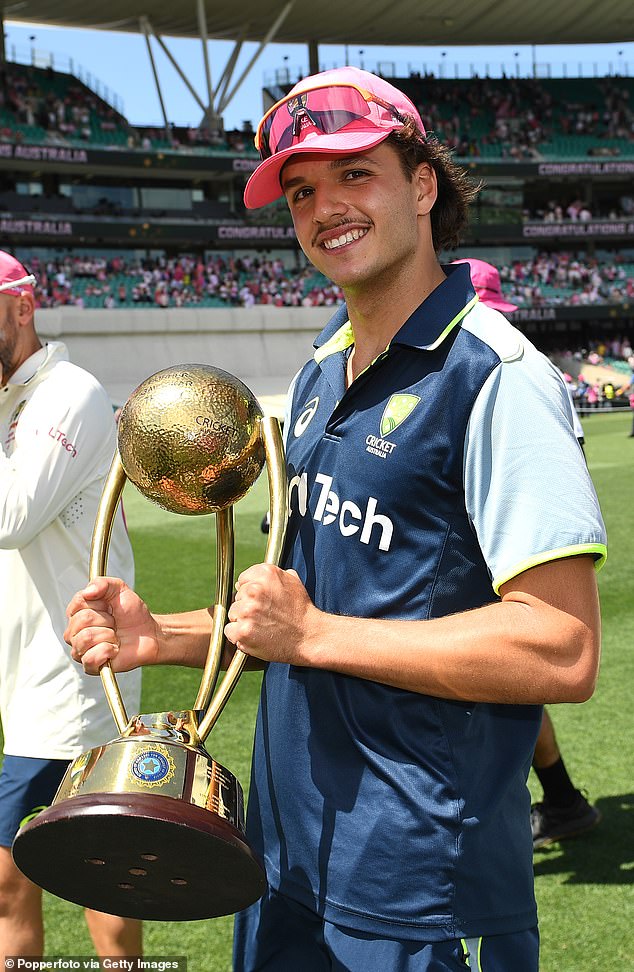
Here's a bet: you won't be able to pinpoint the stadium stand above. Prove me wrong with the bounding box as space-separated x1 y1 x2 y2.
0 61 130 147
1 54 633 366
15 251 633 312
26 253 343 309
397 75 634 160
2 62 633 160
0 62 259 154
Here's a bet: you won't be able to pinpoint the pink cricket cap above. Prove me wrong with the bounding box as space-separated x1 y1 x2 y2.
451 258 518 313
0 250 36 297
244 66 425 210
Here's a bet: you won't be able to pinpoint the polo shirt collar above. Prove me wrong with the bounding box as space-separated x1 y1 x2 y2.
313 262 477 363
7 342 66 387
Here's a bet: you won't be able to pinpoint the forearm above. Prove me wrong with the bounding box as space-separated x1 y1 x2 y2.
226 557 601 703
154 608 215 667
154 608 264 671
304 592 599 704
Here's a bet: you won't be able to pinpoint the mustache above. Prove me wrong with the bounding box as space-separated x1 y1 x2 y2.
312 218 372 247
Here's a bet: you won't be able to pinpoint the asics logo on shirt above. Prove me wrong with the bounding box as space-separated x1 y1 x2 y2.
288 471 393 552
293 397 320 437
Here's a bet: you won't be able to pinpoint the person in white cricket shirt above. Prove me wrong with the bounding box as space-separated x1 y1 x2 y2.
0 251 142 961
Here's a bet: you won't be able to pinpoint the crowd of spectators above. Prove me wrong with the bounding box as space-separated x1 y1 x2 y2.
584 337 634 362
570 371 633 414
558 78 634 140
525 194 634 222
415 76 552 159
2 61 633 161
0 62 259 153
405 75 634 160
556 336 634 370
497 251 634 307
15 250 632 311
24 253 344 309
553 339 634 412
0 62 123 143
569 373 633 411
129 121 256 153
15 251 634 419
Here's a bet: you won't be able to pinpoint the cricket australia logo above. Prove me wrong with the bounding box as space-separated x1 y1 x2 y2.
365 394 420 459
130 745 176 788
5 398 26 449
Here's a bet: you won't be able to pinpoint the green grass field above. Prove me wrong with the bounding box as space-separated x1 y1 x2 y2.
10 411 634 969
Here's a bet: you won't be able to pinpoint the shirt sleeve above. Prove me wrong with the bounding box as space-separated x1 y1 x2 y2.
0 372 116 549
464 346 607 594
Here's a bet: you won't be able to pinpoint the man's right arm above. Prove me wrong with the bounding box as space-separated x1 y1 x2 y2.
65 577 261 674
0 376 113 547
65 577 216 673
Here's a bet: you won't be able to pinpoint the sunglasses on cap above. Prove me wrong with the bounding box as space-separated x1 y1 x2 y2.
0 274 36 294
255 82 408 160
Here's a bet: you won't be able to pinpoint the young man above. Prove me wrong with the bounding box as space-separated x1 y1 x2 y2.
66 69 607 971
0 252 143 961
452 257 602 849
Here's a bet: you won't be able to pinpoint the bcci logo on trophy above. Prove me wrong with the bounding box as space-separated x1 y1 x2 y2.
130 746 176 788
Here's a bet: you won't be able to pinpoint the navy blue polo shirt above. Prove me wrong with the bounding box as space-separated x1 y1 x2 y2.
244 264 606 940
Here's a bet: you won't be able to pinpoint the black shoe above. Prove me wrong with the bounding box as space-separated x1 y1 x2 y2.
531 791 601 849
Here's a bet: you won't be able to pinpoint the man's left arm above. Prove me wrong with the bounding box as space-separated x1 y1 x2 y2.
225 344 605 705
224 554 600 705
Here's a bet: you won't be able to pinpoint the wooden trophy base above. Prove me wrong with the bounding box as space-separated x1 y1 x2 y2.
12 793 267 921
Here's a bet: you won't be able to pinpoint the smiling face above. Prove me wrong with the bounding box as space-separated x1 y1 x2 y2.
280 142 437 298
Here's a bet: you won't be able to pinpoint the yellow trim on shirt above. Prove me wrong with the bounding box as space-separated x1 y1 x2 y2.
493 543 608 595
313 294 479 364
425 294 479 351
314 321 354 363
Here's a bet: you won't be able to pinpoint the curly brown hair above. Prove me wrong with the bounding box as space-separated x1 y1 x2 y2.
386 118 481 252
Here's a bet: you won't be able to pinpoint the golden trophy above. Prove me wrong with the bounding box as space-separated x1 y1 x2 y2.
12 364 287 921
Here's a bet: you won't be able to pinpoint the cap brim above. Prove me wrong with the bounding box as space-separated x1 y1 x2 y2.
244 129 393 209
487 297 518 313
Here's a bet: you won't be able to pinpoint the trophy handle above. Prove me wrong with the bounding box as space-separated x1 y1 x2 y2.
89 414 288 740
196 415 287 742
89 452 132 734
192 505 234 714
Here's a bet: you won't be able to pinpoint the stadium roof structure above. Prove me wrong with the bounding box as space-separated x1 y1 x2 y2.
4 0 634 45
4 0 633 129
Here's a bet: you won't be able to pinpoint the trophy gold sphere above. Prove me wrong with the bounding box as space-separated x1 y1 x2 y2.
118 364 265 514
